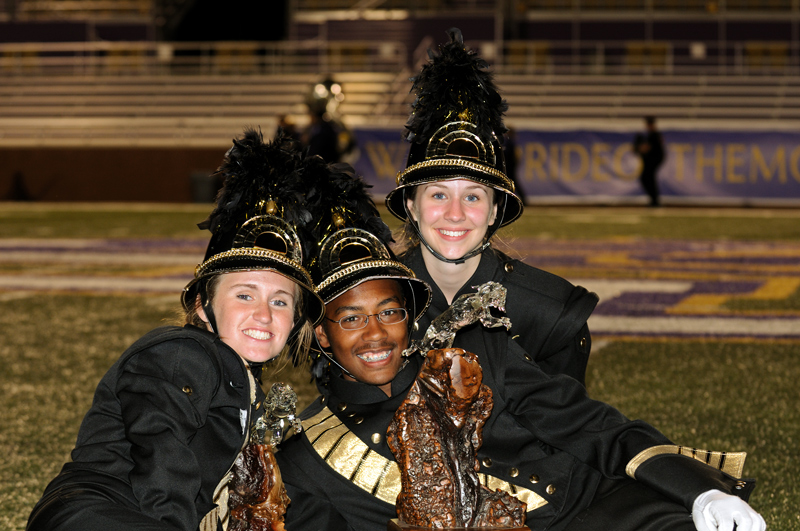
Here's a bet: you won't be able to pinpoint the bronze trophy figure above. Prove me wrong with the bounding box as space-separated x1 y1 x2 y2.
228 383 302 531
388 282 528 530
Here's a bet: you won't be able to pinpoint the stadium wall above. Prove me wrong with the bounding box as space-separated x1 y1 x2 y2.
0 147 224 202
3 128 800 206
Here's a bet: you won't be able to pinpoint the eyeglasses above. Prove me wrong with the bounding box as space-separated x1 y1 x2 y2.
326 308 408 331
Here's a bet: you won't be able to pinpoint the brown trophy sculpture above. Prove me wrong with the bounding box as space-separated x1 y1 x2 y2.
227 382 301 531
387 282 528 530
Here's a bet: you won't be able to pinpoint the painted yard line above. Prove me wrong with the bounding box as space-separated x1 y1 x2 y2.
0 239 102 248
588 315 800 337
567 279 694 303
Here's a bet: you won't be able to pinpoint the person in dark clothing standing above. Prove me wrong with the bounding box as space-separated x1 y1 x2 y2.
304 110 341 163
634 116 666 206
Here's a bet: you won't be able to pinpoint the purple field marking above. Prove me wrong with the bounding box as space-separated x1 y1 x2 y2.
2 237 799 339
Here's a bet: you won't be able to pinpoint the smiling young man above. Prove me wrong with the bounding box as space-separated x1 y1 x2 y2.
276 269 432 530
315 279 411 396
276 160 764 531
276 236 765 531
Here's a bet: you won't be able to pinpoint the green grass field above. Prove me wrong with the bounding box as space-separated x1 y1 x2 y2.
1 203 799 530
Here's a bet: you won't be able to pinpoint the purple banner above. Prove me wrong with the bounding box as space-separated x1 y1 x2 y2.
351 128 410 197
351 128 800 203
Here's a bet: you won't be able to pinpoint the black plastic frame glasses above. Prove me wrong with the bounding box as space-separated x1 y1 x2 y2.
326 308 408 330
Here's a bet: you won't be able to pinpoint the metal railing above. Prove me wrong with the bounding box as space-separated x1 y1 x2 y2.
2 38 799 78
0 39 408 76
494 39 800 76
293 0 799 11
294 0 496 10
519 0 797 10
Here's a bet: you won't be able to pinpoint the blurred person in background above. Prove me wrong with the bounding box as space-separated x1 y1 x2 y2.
633 115 665 207
303 108 341 163
276 114 301 143
302 77 357 163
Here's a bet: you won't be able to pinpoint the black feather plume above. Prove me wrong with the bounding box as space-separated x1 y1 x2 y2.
198 128 310 236
404 27 508 145
303 160 392 249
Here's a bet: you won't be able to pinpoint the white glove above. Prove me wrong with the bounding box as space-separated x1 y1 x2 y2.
692 489 766 531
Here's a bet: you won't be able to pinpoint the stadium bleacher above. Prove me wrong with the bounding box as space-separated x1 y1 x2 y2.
2 0 799 201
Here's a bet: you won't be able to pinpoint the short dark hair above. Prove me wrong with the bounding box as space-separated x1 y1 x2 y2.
645 116 657 125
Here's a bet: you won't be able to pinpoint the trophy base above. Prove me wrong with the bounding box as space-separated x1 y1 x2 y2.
388 519 529 531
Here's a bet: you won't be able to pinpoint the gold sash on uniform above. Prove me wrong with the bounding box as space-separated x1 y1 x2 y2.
302 406 548 511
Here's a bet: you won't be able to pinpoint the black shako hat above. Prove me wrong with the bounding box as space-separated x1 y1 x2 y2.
182 128 325 329
302 162 431 380
386 28 523 236
303 163 431 323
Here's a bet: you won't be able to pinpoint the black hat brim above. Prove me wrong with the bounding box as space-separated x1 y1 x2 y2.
182 249 325 327
316 260 431 324
386 160 523 227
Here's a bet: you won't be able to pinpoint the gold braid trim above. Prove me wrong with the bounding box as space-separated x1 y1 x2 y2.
195 247 313 285
302 406 547 511
397 158 514 191
316 260 417 294
626 445 747 480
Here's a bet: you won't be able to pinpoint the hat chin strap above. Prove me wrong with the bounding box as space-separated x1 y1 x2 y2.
403 192 507 265
200 285 218 335
414 222 489 265
313 336 358 380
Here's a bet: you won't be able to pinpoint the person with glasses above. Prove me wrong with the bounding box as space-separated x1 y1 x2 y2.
273 161 432 529
317 288 413 397
275 154 763 531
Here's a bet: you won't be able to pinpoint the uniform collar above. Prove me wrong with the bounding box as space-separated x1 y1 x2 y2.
403 246 503 315
325 354 423 405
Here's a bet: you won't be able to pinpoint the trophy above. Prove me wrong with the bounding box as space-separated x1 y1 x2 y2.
388 283 528 530
228 382 302 531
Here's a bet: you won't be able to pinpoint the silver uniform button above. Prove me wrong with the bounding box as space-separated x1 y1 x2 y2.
546 484 556 495
371 433 382 444
509 467 519 478
482 457 493 468
529 474 539 484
